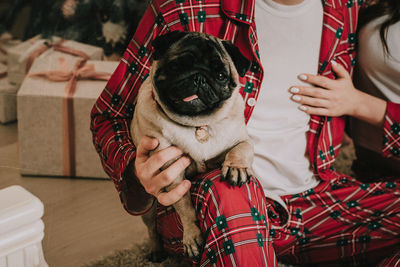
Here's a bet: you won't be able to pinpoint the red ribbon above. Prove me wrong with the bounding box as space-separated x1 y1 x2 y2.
0 47 7 56
25 39 90 74
30 58 111 176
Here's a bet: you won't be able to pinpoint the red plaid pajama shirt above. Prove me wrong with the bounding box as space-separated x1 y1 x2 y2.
90 0 400 265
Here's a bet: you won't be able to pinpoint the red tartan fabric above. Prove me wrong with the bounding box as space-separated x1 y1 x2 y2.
273 175 400 266
89 0 400 265
157 170 277 266
157 170 400 266
90 0 380 215
383 102 400 158
377 250 400 267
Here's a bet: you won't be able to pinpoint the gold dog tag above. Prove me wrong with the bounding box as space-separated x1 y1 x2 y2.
195 126 210 143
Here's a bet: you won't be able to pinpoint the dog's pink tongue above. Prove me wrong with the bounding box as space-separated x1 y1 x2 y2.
183 94 198 102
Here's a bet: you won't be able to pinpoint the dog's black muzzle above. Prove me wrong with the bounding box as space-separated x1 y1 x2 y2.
193 73 206 88
192 73 220 107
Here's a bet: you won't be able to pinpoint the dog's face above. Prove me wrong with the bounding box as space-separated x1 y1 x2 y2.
152 31 250 116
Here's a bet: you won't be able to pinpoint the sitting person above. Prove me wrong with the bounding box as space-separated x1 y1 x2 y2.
90 0 400 265
349 0 400 181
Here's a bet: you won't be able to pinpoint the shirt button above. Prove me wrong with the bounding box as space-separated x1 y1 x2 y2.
247 97 256 106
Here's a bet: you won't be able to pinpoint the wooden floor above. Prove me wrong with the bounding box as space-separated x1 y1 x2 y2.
0 122 148 267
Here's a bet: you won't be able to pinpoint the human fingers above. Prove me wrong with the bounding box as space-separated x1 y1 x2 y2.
146 146 187 171
289 86 330 99
136 146 186 180
148 156 192 193
296 105 330 116
291 94 330 110
298 73 336 90
331 60 351 80
157 180 192 206
136 136 159 163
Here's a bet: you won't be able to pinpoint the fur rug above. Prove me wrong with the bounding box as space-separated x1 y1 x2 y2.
84 144 356 267
83 243 190 267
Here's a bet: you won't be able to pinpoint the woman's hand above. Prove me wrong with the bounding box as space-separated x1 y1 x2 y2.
134 136 192 206
290 60 361 117
290 60 387 126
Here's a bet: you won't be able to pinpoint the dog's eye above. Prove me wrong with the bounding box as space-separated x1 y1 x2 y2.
217 72 227 81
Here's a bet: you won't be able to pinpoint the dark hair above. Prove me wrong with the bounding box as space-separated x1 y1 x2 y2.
358 0 400 55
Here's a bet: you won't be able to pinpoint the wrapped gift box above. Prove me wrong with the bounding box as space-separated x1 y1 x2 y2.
8 35 104 86
17 54 117 179
0 33 21 64
0 63 19 123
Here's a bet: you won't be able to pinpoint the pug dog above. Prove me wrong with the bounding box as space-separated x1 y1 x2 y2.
131 31 254 261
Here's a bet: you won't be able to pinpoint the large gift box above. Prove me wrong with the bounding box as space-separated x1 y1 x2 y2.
17 54 117 179
0 63 18 123
8 35 104 86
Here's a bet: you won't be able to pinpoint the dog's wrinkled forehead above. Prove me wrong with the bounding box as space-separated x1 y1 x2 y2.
154 32 227 62
155 33 227 64
174 34 224 56
152 31 250 77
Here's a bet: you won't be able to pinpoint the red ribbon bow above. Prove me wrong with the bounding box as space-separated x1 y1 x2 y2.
26 39 91 73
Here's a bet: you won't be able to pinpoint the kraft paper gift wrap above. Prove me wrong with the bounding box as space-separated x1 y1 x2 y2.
0 33 21 64
17 55 117 179
0 63 18 123
8 35 104 86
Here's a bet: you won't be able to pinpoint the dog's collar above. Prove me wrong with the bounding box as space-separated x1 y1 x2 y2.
151 90 211 143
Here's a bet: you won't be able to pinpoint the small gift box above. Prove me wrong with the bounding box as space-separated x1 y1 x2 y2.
8 35 104 86
0 63 18 123
17 54 117 179
0 32 21 65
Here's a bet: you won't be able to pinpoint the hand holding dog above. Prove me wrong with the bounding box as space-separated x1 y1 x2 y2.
134 136 192 206
291 61 386 127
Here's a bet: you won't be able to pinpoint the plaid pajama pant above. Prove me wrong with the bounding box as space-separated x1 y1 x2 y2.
157 170 400 266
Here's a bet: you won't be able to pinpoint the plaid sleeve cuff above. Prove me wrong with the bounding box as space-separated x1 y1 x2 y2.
120 154 155 215
382 102 400 158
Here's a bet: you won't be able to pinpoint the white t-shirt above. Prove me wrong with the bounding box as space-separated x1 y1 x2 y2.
352 15 400 153
248 0 323 205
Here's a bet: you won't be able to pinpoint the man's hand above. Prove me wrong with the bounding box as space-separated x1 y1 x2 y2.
134 136 192 206
290 60 386 127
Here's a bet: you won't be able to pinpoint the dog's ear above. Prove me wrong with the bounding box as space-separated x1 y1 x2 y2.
222 41 251 77
152 31 188 60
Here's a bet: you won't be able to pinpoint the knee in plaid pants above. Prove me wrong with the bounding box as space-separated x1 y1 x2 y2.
156 170 400 266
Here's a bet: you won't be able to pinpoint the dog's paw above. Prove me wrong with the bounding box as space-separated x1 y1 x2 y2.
221 143 253 187
221 151 253 186
183 225 204 259
221 165 253 187
148 250 168 262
